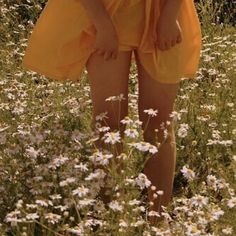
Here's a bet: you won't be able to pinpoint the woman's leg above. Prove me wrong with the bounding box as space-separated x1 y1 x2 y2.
85 50 132 202
86 50 132 152
134 50 180 224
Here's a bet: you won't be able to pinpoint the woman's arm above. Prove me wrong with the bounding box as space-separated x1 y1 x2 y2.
79 0 114 31
79 0 119 60
155 0 184 51
161 0 184 21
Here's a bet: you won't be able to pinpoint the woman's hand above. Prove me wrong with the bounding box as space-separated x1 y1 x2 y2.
154 15 183 51
93 23 119 61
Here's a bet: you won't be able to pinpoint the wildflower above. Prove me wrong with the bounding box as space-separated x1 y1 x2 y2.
25 146 40 159
151 185 156 191
211 206 225 220
180 165 196 181
85 169 106 181
185 224 202 236
4 210 21 226
26 204 37 209
219 140 233 146
88 150 113 165
77 199 96 208
50 154 69 168
217 178 229 189
124 128 139 138
222 226 233 235
143 108 158 117
192 140 197 146
103 131 121 144
148 144 158 154
232 155 236 161
67 226 85 235
135 173 151 190
148 210 160 217
120 116 133 125
49 194 62 200
116 153 128 160
72 185 90 198
128 141 158 154
156 190 164 195
67 177 76 184
190 194 209 208
169 110 182 121
98 126 110 133
119 219 129 228
130 219 146 227
35 199 48 207
108 200 123 212
74 163 89 172
59 180 69 187
45 213 62 224
177 123 189 138
105 93 126 102
125 177 136 186
135 119 143 127
16 200 23 209
95 111 108 121
212 130 221 140
128 199 141 206
26 212 39 220
226 197 236 208
206 174 218 190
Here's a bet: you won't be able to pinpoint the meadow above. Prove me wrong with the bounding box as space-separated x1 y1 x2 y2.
0 0 235 235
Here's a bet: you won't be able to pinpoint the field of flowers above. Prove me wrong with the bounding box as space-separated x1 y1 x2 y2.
0 0 235 235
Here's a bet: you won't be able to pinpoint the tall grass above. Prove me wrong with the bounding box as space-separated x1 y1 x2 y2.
0 0 235 235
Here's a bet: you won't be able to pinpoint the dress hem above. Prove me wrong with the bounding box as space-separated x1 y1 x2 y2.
22 61 199 85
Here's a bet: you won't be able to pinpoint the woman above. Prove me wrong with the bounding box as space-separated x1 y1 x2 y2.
22 0 202 226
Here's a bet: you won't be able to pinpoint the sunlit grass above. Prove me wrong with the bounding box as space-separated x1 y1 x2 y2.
0 0 235 235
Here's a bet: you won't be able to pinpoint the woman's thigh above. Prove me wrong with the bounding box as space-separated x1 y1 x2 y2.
133 50 180 141
85 50 133 130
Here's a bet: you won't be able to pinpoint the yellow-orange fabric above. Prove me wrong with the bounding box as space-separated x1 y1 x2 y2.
22 0 202 84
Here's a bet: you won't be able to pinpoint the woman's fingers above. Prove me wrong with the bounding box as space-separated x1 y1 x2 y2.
94 48 118 60
171 39 176 47
104 51 112 60
93 48 104 56
156 36 182 51
111 50 118 60
176 34 182 43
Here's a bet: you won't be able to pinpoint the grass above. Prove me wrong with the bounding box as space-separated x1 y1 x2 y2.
0 0 235 235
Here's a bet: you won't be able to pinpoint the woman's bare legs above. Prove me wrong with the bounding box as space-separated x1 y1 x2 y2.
85 50 132 202
134 50 180 225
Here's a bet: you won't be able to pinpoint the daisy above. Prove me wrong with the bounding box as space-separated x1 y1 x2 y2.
124 128 139 138
120 116 133 125
135 173 152 190
72 185 90 198
190 194 209 208
95 111 108 121
222 226 233 235
226 197 236 208
103 131 121 144
180 165 196 181
177 123 189 138
108 200 123 212
143 108 158 117
25 213 40 220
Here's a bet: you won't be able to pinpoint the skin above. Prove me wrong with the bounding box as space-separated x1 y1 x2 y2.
79 0 184 57
80 0 184 228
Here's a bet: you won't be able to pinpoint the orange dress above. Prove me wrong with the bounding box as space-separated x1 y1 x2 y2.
22 0 202 84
